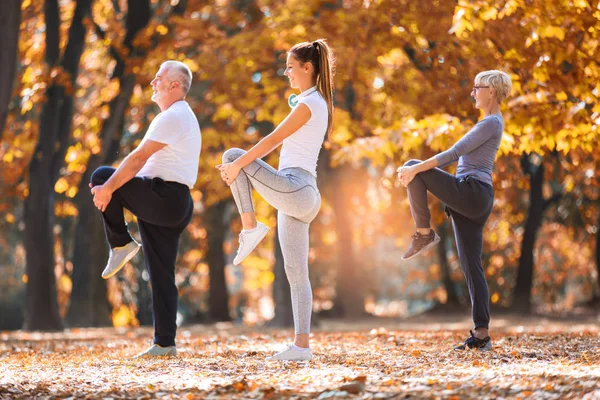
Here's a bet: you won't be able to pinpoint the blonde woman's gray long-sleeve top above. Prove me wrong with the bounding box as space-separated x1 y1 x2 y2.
435 114 504 186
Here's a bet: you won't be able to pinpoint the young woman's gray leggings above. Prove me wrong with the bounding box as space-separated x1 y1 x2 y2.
222 148 321 335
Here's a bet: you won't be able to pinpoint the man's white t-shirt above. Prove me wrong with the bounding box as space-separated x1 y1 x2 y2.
278 88 328 177
137 100 201 188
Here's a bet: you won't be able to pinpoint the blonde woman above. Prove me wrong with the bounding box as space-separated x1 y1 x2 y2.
397 70 512 350
217 39 335 361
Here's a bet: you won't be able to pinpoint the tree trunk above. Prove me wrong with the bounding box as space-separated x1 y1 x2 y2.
270 226 294 327
66 204 112 327
326 78 365 317
66 117 125 327
314 147 364 318
66 0 151 327
331 164 365 318
512 154 563 312
23 0 62 331
23 111 62 330
23 0 92 331
437 217 460 306
512 157 545 312
205 200 231 322
594 210 600 303
0 0 22 140
136 269 154 326
66 76 137 326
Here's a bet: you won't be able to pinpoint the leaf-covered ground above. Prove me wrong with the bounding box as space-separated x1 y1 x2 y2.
1 314 599 399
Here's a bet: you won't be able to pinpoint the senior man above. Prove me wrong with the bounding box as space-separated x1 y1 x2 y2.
90 60 201 358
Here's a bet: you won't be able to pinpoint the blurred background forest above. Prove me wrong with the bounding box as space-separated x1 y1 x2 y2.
0 0 598 332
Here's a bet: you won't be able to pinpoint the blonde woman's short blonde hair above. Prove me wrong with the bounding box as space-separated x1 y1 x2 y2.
475 70 512 104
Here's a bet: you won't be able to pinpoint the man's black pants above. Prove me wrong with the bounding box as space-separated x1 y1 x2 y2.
91 166 193 346
404 160 494 329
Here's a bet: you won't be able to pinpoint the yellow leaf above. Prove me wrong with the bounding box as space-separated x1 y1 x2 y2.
479 7 498 21
3 152 14 163
54 178 69 194
491 293 500 304
503 49 525 63
533 67 549 83
21 100 33 115
156 25 168 35
538 26 566 40
113 305 139 328
58 275 72 293
291 24 306 36
573 0 589 8
66 186 78 198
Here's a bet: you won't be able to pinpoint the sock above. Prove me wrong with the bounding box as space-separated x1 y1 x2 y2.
243 223 260 233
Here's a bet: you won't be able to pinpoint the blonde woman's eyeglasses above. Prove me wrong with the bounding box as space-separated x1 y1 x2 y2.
472 85 490 92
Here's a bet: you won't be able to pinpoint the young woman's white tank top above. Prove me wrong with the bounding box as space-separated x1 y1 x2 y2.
278 89 328 177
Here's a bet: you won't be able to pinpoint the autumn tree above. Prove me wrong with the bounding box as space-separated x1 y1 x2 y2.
511 153 563 311
23 0 93 331
335 0 600 312
0 0 23 141
5 0 599 330
66 0 154 327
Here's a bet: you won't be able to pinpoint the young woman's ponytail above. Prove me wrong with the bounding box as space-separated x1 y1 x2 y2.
289 39 336 135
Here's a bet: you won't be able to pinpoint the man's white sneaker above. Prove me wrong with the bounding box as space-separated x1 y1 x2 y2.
233 222 270 265
101 240 141 279
266 344 313 361
133 344 177 359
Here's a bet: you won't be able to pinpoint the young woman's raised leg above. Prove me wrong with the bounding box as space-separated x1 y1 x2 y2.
222 148 319 265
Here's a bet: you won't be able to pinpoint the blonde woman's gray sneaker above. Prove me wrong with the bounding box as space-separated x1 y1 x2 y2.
454 330 492 351
101 240 141 279
233 222 270 265
133 344 177 359
401 230 440 260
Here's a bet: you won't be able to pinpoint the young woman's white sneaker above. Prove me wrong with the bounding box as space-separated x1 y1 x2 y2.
266 344 313 361
233 222 270 265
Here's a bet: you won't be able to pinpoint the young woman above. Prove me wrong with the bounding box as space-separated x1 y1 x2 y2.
216 39 335 361
397 70 512 350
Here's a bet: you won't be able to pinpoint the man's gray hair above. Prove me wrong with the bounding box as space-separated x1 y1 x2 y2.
161 60 193 95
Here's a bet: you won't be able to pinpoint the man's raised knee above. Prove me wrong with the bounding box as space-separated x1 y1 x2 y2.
222 148 245 164
90 166 115 186
404 159 422 167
